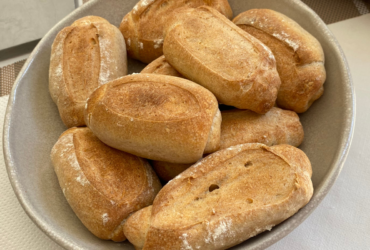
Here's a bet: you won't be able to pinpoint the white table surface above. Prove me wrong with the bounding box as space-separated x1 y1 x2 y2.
1 14 370 250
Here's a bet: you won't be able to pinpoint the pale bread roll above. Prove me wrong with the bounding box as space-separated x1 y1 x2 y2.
84 74 221 164
119 0 233 63
152 107 304 182
49 16 127 128
233 9 326 113
163 6 281 113
50 127 162 241
124 144 313 249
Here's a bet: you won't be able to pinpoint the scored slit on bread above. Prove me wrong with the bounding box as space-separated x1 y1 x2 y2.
51 127 162 241
49 16 127 128
233 9 326 113
163 6 281 113
124 143 313 250
84 74 221 164
119 0 233 63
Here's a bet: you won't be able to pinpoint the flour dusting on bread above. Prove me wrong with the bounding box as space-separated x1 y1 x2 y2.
272 32 299 51
180 233 193 250
102 213 110 225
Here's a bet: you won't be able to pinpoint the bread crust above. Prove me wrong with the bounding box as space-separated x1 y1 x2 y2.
220 107 304 149
233 9 326 113
141 55 183 77
163 6 281 113
84 74 221 163
124 143 313 249
49 16 127 128
152 107 304 182
50 127 162 241
119 0 233 63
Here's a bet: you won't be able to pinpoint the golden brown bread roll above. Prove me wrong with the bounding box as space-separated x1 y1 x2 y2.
49 16 127 128
141 55 182 77
124 143 313 249
220 107 304 149
152 107 304 182
233 9 326 113
119 0 233 63
50 127 162 241
84 74 221 163
163 6 281 113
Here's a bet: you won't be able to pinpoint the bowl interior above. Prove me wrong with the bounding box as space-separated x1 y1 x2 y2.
4 0 354 249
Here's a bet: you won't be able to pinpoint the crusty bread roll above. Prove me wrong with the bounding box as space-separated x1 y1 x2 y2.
49 16 127 128
152 107 304 182
124 143 313 249
119 0 233 63
50 127 162 241
141 55 182 78
220 107 304 149
84 74 221 163
163 6 281 113
233 9 326 113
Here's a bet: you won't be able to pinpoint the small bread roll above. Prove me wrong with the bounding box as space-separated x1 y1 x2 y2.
85 74 221 164
119 0 233 63
141 55 182 78
50 127 162 241
152 107 304 182
220 107 304 149
124 144 313 250
163 6 281 113
49 16 127 128
233 9 326 113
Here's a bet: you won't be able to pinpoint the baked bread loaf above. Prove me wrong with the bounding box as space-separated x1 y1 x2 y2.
141 55 182 78
233 9 326 113
124 143 313 249
50 127 162 241
119 0 233 63
84 74 221 163
152 107 303 182
49 16 127 128
220 107 304 149
163 6 281 113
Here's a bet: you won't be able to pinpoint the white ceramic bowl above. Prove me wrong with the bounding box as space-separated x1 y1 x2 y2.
4 0 355 249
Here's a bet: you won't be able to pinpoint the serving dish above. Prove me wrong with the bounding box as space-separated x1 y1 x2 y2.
3 0 355 249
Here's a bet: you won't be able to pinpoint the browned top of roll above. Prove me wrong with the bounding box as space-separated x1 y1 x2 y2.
51 127 161 241
85 74 220 163
49 16 127 127
163 6 281 113
119 0 233 63
125 143 313 249
233 9 326 113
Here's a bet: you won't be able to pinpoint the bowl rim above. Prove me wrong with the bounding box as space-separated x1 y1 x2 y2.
3 0 356 249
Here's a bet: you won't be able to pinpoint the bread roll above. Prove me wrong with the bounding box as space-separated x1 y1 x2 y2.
233 9 326 113
50 127 161 241
152 107 304 182
49 16 127 128
119 0 233 63
141 55 182 77
163 6 281 113
220 107 304 149
124 143 313 249
85 74 221 163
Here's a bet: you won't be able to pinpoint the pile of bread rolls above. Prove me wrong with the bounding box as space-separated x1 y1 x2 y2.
49 0 325 249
